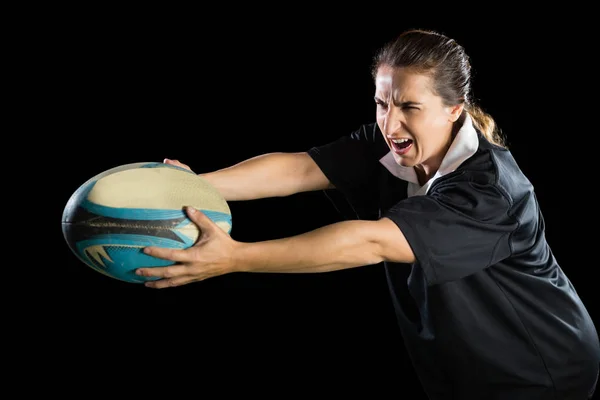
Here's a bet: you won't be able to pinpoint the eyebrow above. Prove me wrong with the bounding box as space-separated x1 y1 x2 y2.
373 96 422 107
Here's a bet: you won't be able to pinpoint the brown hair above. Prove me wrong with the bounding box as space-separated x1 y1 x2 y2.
371 29 506 148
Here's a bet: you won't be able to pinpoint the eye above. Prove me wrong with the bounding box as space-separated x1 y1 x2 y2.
375 99 387 108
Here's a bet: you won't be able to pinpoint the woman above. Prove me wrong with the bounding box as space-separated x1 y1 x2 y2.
136 29 599 399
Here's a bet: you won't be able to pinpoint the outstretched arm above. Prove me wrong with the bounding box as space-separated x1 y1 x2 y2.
237 216 414 273
168 152 334 201
137 206 414 288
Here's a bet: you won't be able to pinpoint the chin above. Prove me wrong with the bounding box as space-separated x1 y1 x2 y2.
393 154 413 167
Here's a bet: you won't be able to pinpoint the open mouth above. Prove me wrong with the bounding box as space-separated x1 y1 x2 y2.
390 138 413 154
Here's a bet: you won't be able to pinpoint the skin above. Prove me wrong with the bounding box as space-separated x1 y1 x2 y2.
375 65 463 185
136 66 464 288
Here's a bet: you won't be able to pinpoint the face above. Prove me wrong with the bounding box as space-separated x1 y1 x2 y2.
375 65 463 174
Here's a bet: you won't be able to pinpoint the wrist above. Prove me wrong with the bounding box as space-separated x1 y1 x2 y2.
231 241 254 273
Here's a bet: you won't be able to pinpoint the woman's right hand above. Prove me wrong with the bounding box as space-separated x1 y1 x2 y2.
164 158 194 173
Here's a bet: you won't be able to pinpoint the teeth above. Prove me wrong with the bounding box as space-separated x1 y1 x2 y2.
392 138 409 144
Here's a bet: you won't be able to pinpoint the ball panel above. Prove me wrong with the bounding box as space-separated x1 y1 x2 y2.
81 199 196 220
88 167 231 215
76 236 174 283
62 162 154 224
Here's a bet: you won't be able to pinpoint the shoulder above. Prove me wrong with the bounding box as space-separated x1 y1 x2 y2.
311 122 387 159
344 122 379 143
470 133 533 204
429 133 535 217
349 123 389 158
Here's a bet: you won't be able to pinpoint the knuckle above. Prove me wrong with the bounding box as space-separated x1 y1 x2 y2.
163 268 175 278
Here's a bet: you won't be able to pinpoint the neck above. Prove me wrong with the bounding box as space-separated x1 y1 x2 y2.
413 121 461 186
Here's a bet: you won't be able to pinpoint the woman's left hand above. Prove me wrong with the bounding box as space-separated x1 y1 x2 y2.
136 206 240 288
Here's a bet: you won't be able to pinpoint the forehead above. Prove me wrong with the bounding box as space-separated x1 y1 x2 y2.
375 65 434 98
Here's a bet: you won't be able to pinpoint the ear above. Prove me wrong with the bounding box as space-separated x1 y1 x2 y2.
447 103 464 122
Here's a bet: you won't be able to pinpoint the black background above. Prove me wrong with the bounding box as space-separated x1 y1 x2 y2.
37 7 597 398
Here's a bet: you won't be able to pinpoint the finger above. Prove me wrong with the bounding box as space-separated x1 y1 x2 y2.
144 275 198 289
143 246 190 262
164 158 188 169
186 206 218 234
136 263 189 279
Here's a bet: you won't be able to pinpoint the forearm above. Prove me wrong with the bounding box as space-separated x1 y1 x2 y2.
235 220 385 273
199 152 329 201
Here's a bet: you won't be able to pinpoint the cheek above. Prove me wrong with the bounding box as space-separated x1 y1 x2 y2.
376 118 385 136
429 112 450 127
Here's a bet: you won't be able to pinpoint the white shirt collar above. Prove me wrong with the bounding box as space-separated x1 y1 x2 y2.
379 113 479 196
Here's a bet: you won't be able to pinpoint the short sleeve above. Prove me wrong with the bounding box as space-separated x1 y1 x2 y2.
382 178 518 285
307 124 381 219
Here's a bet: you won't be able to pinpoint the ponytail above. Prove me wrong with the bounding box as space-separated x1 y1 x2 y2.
466 104 506 148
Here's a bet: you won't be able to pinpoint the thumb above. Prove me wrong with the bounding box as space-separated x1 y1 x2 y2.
185 206 217 233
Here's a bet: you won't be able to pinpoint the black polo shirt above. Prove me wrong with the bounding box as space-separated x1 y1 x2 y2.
306 116 600 399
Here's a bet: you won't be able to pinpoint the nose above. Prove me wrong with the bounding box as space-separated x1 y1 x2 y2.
382 106 403 137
